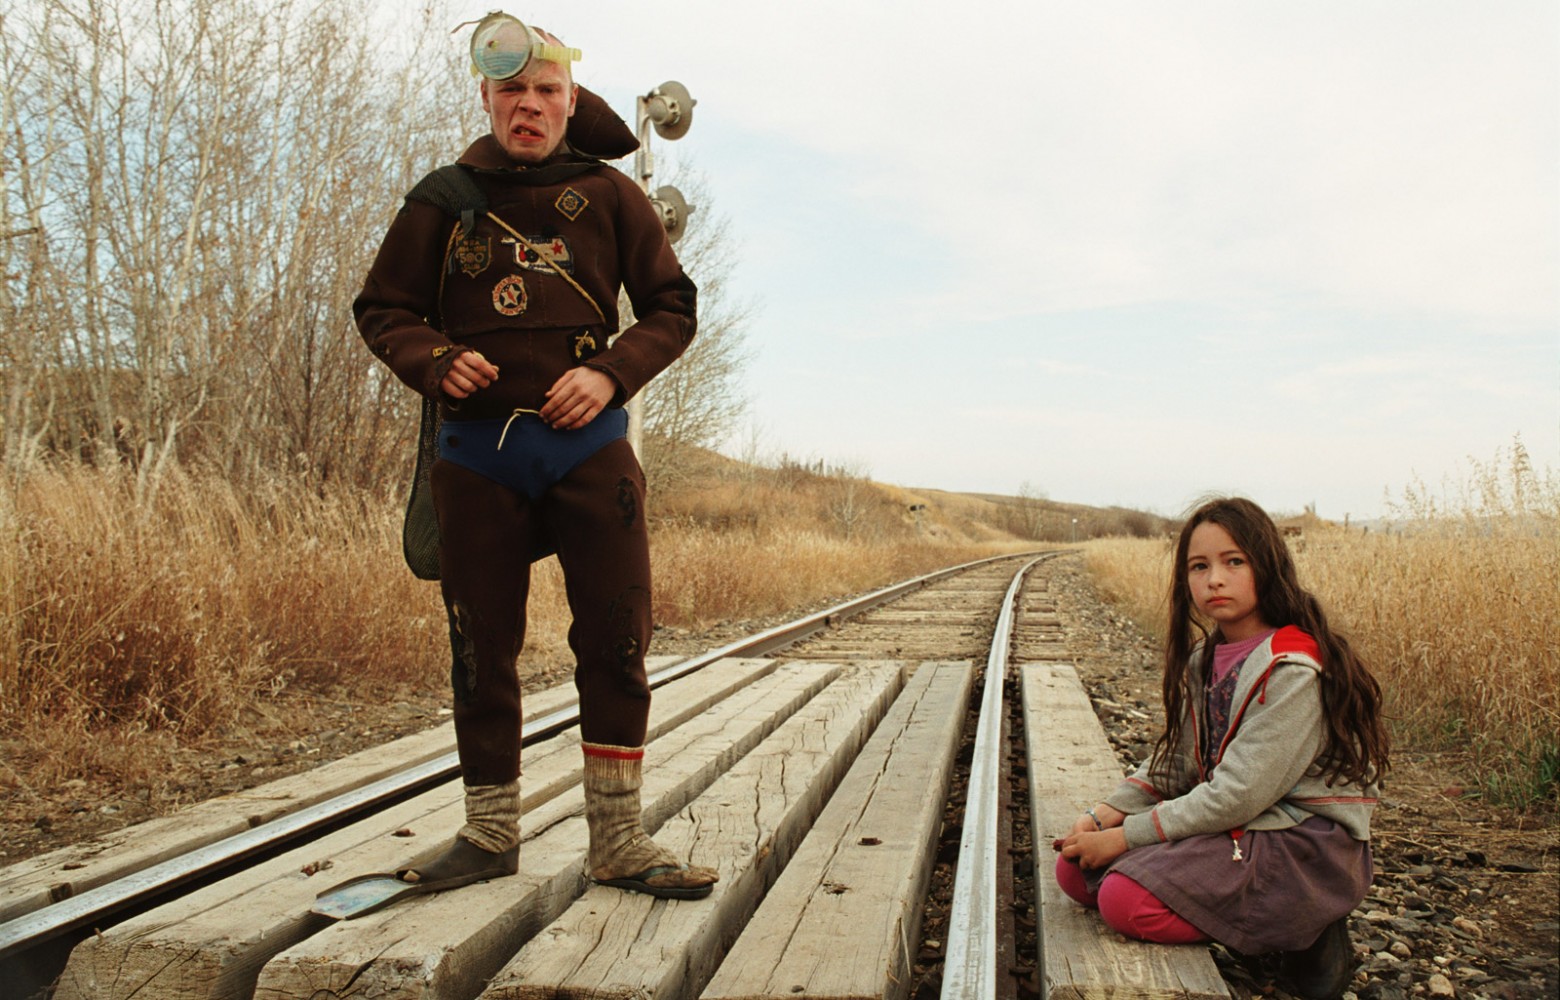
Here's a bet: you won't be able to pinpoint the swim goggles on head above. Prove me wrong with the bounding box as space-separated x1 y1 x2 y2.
456 11 581 81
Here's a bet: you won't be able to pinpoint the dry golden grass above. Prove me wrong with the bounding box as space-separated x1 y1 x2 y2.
0 459 1016 789
1083 445 1560 807
647 462 1020 625
1082 537 1173 638
652 526 998 625
0 464 464 785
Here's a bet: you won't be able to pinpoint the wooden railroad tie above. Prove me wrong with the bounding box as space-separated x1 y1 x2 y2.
702 659 974 1000
1021 662 1230 1000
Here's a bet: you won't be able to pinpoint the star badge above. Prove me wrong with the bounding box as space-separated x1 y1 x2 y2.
492 274 528 316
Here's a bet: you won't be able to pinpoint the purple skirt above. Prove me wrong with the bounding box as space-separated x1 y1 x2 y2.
1084 816 1372 954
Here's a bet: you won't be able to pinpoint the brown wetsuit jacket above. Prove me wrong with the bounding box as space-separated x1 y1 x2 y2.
352 133 696 784
354 133 696 414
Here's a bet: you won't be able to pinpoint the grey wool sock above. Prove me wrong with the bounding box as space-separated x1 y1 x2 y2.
581 741 717 889
459 779 521 853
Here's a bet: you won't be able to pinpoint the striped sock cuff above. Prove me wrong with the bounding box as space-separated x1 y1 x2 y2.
582 741 643 785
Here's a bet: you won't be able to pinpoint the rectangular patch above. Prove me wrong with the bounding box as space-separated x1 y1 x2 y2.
503 234 575 275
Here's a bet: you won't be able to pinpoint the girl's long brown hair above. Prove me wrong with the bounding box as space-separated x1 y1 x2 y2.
1151 497 1390 787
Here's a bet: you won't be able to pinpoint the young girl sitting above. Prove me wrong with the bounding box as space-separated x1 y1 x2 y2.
1054 497 1389 1000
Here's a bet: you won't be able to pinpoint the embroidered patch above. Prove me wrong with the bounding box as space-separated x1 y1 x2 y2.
554 187 588 221
492 274 528 316
502 235 575 275
454 236 491 277
572 330 598 359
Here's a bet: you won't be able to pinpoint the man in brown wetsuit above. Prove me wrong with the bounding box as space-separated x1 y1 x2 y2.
354 16 717 899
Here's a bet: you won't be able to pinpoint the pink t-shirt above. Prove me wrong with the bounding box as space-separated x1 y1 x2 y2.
1210 629 1277 684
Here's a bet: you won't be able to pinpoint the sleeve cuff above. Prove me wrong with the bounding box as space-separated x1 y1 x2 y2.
582 360 631 405
1122 811 1165 849
423 346 472 399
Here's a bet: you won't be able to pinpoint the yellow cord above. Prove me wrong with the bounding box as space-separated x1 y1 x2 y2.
483 211 605 322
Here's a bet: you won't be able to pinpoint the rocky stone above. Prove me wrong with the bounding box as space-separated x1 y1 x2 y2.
1426 972 1455 997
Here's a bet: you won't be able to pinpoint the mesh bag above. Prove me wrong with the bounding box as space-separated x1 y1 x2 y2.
402 396 443 580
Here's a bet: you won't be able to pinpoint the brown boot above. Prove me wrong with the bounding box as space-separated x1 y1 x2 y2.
582 742 718 899
1280 916 1356 1000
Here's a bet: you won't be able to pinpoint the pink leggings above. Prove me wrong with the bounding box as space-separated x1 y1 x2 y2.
1054 856 1210 944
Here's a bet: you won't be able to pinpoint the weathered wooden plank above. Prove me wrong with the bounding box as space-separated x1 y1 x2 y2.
249 660 848 1000
479 660 912 1000
51 657 772 1000
1021 663 1229 1000
0 658 673 926
701 660 973 1000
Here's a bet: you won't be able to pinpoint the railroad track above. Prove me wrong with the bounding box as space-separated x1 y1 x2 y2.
0 551 1229 1000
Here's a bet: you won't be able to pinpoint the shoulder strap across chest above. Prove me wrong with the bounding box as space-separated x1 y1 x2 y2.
406 164 488 238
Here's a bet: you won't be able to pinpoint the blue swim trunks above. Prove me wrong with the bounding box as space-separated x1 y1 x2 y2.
437 407 628 501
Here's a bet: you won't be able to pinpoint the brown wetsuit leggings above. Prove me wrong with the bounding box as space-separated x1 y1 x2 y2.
432 438 652 787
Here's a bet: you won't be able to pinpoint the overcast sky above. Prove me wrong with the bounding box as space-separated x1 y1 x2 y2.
423 1 1557 520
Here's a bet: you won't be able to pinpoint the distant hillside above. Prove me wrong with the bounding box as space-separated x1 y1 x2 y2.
647 442 1173 544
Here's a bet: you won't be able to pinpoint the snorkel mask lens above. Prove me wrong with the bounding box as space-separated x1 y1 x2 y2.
467 11 582 81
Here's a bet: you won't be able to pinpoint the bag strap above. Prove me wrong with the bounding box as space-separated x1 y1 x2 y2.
480 210 605 323
407 164 487 238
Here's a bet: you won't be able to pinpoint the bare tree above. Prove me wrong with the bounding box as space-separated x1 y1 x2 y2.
1010 480 1048 539
2 0 750 491
0 8 59 471
0 0 475 486
627 167 753 483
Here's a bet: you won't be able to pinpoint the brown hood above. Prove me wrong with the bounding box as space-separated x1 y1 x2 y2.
567 84 639 160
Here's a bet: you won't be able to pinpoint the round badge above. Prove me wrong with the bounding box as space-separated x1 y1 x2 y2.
492 274 528 316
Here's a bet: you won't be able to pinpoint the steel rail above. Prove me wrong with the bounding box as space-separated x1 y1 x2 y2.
940 554 1050 1000
0 549 1042 961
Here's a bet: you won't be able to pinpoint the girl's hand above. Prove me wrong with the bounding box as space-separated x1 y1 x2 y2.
1055 828 1129 870
1067 803 1125 837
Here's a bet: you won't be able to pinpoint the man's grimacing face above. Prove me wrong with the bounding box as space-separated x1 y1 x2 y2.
480 57 577 164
